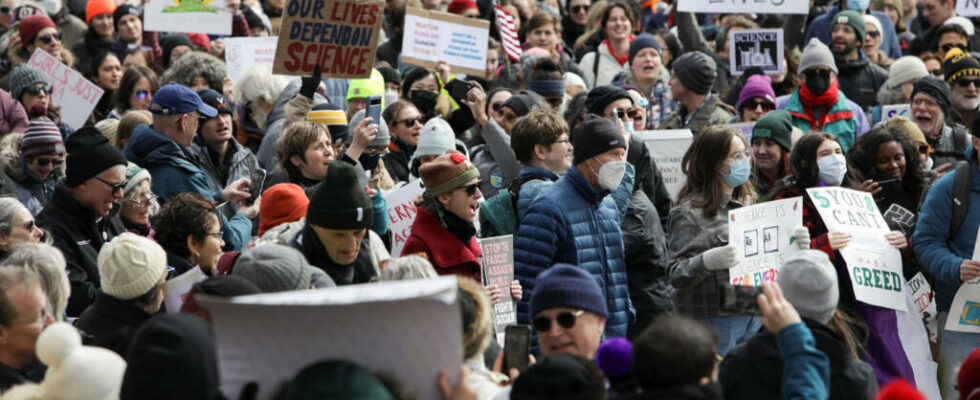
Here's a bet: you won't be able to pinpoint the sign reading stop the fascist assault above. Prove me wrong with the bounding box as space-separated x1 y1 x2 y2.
273 0 384 78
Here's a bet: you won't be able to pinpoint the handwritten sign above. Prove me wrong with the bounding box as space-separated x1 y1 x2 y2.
401 7 490 77
882 104 910 120
224 37 279 83
27 49 103 129
677 0 808 14
807 187 907 311
729 29 784 76
956 0 980 17
728 197 803 286
273 0 384 78
386 180 424 257
144 0 232 35
636 130 693 202
480 235 516 345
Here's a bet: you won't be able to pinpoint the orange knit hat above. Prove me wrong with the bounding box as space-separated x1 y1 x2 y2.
258 183 310 236
86 0 117 24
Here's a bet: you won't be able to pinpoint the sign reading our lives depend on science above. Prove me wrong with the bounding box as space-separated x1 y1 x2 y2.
27 49 103 129
727 197 803 286
401 7 490 77
677 0 808 14
807 187 907 311
273 0 384 78
635 130 693 202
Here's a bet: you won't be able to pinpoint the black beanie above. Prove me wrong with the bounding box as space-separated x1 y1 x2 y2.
160 34 193 68
501 93 539 118
511 355 602 400
306 161 373 230
65 127 128 187
377 66 401 86
113 4 141 29
571 114 627 165
672 51 717 95
585 85 632 115
910 76 952 119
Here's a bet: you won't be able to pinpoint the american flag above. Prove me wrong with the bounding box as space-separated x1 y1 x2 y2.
494 5 521 62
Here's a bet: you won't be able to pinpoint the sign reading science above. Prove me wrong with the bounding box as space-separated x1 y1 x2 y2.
273 0 384 78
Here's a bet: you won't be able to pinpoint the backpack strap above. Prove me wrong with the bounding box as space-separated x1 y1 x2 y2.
592 50 601 87
950 160 971 237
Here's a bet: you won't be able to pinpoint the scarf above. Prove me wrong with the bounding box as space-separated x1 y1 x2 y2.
441 207 477 245
798 80 841 130
299 224 373 285
602 37 633 66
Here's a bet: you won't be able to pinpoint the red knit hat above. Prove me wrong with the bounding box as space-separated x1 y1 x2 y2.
18 15 56 46
875 380 925 400
960 348 980 400
86 0 117 24
258 183 309 236
186 33 211 52
447 0 478 15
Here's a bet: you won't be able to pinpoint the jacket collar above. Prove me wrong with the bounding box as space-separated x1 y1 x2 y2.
124 125 200 174
517 166 560 183
409 207 482 268
566 165 606 205
91 291 152 326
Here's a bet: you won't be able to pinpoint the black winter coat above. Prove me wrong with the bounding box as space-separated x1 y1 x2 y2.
836 57 888 114
622 189 673 339
75 292 153 358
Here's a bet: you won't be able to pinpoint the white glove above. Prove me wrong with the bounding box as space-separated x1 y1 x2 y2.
792 227 811 250
703 244 740 271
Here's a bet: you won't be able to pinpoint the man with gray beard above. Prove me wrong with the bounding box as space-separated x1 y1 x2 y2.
943 49 980 128
910 76 971 176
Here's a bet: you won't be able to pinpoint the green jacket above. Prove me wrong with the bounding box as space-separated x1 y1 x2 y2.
660 94 735 135
783 89 858 152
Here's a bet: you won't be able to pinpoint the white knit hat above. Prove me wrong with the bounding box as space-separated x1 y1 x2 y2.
36 322 127 400
778 250 839 325
97 233 167 300
888 56 929 89
416 117 456 157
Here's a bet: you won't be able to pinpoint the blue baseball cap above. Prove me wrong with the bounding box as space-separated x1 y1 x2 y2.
149 83 217 117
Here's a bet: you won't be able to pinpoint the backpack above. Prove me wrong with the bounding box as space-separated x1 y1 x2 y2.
478 175 538 238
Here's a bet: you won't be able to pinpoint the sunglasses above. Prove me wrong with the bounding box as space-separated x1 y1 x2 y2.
135 89 150 99
741 98 775 111
533 310 585 332
95 176 127 194
930 68 943 77
866 31 880 39
460 181 481 197
942 43 968 53
24 84 52 96
490 102 504 112
37 32 61 45
397 116 423 127
805 69 832 79
608 108 640 120
125 194 157 207
33 156 63 167
957 79 980 88
571 4 589 13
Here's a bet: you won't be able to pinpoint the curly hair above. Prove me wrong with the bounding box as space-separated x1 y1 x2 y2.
848 125 925 194
151 193 220 259
159 51 227 92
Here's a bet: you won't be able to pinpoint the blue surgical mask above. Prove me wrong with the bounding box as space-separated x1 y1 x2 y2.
723 158 751 187
846 0 869 11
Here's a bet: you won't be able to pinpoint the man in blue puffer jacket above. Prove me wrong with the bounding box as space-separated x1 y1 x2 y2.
515 115 635 343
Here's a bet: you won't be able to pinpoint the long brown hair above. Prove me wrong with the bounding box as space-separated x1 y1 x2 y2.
677 126 757 217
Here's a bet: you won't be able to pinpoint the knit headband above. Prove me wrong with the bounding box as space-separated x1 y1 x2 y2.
425 164 479 198
527 80 565 97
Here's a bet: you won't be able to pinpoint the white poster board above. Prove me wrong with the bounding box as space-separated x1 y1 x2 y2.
908 272 938 342
386 180 424 257
144 0 233 35
401 7 490 76
957 0 980 17
163 266 206 313
636 129 693 202
677 0 808 14
729 29 784 76
946 278 980 333
807 187 907 311
730 122 755 143
727 197 803 286
27 49 103 129
881 104 910 120
200 276 462 400
224 37 279 83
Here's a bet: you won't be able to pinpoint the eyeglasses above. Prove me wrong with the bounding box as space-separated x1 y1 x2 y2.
805 69 832 80
24 84 52 97
957 79 980 88
37 33 61 45
930 68 943 77
552 138 570 146
125 194 157 207
95 176 127 194
741 98 775 111
571 4 589 13
607 108 639 120
942 43 968 53
460 181 481 197
397 116 423 127
866 30 881 39
135 89 150 99
32 156 63 167
204 232 223 238
490 102 504 112
727 150 752 162
533 310 585 332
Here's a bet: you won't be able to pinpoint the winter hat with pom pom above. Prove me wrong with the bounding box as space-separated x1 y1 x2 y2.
36 322 127 400
595 337 632 378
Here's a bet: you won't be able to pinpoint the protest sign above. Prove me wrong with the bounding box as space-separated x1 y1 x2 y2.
730 122 754 143
807 187 907 311
727 197 803 286
386 180 424 257
636 130 693 202
480 235 516 345
273 0 385 78
144 0 232 35
163 266 206 313
27 49 103 129
677 0 808 14
882 104 910 120
908 272 938 342
200 276 462 400
957 0 980 17
224 37 279 82
729 29 784 76
401 7 491 77
945 278 980 333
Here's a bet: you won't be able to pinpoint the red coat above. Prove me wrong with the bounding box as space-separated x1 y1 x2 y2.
401 207 483 282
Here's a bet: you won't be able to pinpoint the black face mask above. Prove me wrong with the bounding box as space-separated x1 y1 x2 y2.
410 90 438 117
360 153 380 170
805 74 831 95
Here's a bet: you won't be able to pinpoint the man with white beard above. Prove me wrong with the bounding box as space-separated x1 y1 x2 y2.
943 49 980 128
910 76 971 175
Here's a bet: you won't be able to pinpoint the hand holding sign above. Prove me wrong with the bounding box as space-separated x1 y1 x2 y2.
962 260 980 282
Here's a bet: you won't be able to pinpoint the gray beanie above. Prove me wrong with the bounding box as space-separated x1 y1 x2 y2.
347 109 389 146
233 244 335 293
9 64 50 101
416 117 456 157
777 250 839 325
799 38 839 75
671 51 717 95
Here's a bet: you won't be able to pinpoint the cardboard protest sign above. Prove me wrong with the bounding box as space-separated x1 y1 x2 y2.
163 266 206 313
480 235 516 345
882 104 910 120
401 7 490 77
224 37 279 82
636 130 693 202
144 0 232 35
807 187 907 311
386 180 424 257
200 276 462 400
957 0 980 17
945 278 980 333
727 197 803 286
677 0 808 14
273 0 384 78
729 29 784 76
27 49 103 129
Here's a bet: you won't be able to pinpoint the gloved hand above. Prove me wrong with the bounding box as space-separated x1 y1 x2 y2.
299 64 321 99
792 227 811 250
703 244 740 271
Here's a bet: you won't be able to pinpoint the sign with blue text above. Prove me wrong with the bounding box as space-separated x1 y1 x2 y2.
401 7 490 77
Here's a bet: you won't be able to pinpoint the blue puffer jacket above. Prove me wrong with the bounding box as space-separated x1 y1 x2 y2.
516 165 634 222
514 166 634 339
123 124 252 251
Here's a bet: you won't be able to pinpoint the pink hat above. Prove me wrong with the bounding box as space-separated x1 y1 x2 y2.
736 74 776 111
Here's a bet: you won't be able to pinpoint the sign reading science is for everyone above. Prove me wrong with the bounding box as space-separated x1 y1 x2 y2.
273 0 384 78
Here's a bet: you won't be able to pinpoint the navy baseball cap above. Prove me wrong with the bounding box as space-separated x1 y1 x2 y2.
149 83 217 117
196 88 233 115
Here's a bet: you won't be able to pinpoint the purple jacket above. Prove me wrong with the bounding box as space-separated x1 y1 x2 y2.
0 89 27 135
